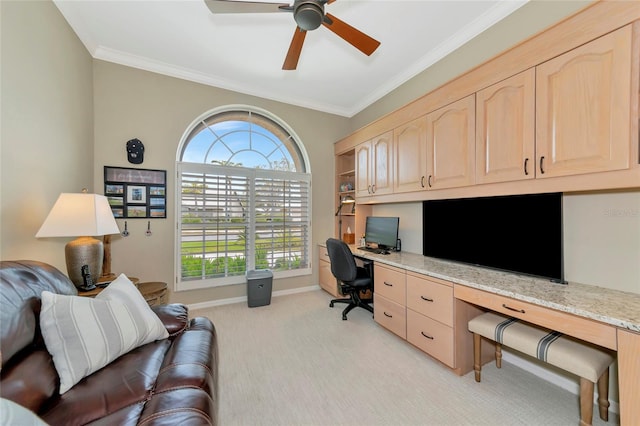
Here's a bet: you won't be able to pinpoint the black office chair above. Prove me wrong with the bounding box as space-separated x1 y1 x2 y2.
326 238 374 320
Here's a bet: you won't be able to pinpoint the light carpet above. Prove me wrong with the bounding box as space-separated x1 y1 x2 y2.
191 289 619 426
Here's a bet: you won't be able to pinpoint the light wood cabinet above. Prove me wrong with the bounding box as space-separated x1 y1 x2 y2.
406 273 455 367
476 69 536 184
426 95 476 189
318 244 340 297
535 25 632 178
373 263 407 338
374 267 487 373
355 142 372 198
393 117 428 193
355 131 393 198
617 329 640 425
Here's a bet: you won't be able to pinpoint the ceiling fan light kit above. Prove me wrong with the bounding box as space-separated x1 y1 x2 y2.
206 0 380 70
291 1 325 31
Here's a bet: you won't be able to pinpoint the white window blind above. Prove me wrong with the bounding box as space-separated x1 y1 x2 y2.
178 164 310 288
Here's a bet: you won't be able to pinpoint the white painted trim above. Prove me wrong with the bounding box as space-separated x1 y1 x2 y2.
186 285 320 310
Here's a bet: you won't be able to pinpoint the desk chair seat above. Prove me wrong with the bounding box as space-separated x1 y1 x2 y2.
326 238 374 320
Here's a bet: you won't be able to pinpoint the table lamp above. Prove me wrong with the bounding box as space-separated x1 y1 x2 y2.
36 193 120 289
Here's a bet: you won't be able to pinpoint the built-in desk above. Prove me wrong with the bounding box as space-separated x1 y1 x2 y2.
348 247 640 425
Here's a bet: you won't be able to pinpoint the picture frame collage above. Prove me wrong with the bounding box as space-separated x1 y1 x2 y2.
104 166 166 219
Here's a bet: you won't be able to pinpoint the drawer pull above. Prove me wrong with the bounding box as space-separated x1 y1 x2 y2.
384 281 393 287
421 296 434 302
502 304 525 314
421 331 434 340
383 312 393 318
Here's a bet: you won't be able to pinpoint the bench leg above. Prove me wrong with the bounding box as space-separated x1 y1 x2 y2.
597 368 610 421
473 333 482 382
579 378 594 426
495 343 502 369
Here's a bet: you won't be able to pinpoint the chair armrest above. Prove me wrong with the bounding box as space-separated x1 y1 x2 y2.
151 303 189 337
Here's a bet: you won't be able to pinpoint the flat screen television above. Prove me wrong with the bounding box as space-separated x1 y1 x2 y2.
422 193 564 282
365 216 399 250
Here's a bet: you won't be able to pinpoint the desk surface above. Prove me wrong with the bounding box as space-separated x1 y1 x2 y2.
349 247 640 333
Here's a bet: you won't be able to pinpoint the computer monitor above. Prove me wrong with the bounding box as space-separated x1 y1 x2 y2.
364 216 399 250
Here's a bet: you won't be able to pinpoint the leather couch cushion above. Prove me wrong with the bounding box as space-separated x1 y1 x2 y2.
0 261 76 368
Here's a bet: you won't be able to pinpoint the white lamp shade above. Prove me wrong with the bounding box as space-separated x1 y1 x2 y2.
36 193 120 238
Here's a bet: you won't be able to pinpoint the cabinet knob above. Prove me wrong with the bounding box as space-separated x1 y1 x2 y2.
421 176 425 188
524 158 529 175
539 156 545 174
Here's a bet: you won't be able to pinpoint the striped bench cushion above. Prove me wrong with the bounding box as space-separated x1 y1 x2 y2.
468 312 614 383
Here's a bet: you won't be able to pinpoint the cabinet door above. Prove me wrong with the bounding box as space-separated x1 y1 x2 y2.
355 141 372 198
393 117 428 193
371 131 394 195
476 69 536 184
536 25 632 178
426 95 476 189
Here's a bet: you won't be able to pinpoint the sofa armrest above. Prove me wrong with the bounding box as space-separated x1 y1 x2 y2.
151 303 189 337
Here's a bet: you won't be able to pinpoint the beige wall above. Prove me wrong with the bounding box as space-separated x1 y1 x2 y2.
1 0 94 267
92 61 350 304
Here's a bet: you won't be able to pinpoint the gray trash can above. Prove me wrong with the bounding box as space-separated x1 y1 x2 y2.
246 269 273 308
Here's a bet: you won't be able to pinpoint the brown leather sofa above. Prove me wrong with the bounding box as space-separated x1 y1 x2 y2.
0 260 218 425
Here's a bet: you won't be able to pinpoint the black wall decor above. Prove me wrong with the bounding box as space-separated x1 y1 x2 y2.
104 166 166 219
126 138 145 164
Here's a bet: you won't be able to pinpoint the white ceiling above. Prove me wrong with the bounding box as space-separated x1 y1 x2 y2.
53 0 528 117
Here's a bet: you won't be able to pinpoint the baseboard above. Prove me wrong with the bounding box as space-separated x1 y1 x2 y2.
502 349 620 415
186 285 321 310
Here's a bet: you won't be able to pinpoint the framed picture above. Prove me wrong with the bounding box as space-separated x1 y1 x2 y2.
127 185 147 204
104 166 166 219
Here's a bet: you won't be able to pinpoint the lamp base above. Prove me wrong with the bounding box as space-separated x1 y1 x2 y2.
65 236 103 289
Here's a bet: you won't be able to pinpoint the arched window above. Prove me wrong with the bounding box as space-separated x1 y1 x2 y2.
176 106 311 290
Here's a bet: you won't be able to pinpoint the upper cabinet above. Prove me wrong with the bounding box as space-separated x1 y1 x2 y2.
355 131 394 198
394 117 428 193
336 3 640 203
426 95 476 189
535 25 632 178
476 69 536 184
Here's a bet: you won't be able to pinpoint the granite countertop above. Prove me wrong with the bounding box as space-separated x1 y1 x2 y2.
350 247 640 333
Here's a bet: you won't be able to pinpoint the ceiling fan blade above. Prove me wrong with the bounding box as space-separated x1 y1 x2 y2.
283 27 307 70
204 0 289 14
322 13 380 56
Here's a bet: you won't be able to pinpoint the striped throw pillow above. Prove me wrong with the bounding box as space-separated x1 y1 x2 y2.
40 274 169 394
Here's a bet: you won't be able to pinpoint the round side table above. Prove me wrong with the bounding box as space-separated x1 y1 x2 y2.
137 281 168 306
78 276 139 298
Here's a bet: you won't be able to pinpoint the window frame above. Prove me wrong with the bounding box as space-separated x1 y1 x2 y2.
175 105 312 291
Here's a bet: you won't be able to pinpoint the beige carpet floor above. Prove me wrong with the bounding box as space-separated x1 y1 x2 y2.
191 289 619 426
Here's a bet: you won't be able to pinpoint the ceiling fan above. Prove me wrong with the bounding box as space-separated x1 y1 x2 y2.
204 0 381 70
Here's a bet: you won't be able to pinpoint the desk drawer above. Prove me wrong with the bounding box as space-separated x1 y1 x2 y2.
454 285 617 350
407 309 454 367
374 294 406 339
374 264 406 305
406 273 453 327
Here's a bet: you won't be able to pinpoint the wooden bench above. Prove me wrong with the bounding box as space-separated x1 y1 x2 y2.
468 311 615 426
